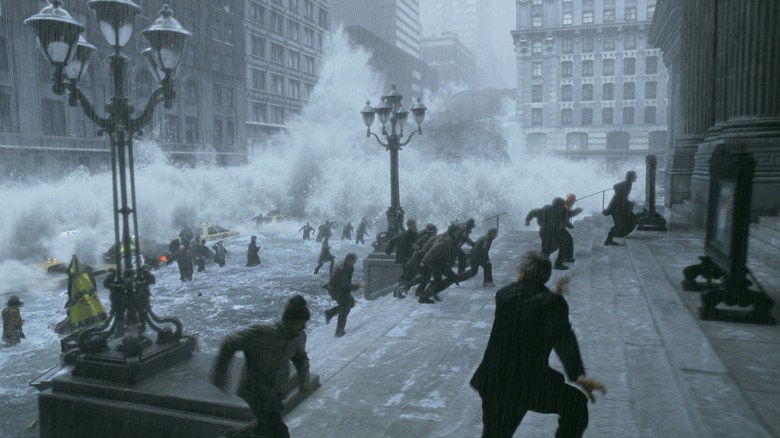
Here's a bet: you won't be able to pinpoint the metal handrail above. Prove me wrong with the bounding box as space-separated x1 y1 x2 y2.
577 188 615 211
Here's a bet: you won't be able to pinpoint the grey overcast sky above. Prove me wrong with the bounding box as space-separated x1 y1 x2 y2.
419 0 517 89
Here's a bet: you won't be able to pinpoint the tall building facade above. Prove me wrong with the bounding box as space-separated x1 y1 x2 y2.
420 33 478 90
244 0 331 152
331 0 421 58
512 0 668 159
0 0 246 179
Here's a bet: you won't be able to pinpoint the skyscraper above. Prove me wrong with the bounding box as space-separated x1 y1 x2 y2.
331 0 421 58
512 0 668 158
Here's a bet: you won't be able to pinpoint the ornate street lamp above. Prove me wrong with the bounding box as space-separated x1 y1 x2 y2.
26 1 194 384
362 84 427 246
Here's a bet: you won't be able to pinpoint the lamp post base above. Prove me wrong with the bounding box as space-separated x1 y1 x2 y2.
72 335 198 385
363 252 402 301
36 352 321 438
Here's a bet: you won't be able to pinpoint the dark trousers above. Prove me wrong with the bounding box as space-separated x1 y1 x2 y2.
196 257 205 272
314 256 335 274
480 379 588 438
461 261 493 284
559 230 574 260
325 295 355 331
455 247 469 274
424 260 459 296
225 405 289 438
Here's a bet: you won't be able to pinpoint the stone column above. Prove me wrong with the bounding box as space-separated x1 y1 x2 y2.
694 0 780 221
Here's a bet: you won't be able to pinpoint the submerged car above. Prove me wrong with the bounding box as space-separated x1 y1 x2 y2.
101 237 169 270
252 210 288 228
180 223 240 242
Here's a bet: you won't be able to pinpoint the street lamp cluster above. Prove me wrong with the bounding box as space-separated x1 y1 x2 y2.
25 0 194 383
361 84 427 245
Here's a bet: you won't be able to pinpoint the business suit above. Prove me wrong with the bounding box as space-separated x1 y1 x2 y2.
470 280 589 437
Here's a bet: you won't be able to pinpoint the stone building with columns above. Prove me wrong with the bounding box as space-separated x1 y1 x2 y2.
512 0 669 160
649 0 780 223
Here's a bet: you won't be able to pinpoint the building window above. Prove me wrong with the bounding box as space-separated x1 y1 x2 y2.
532 108 543 126
623 82 635 100
623 106 635 124
582 11 594 24
562 36 573 53
253 102 267 123
603 33 615 51
561 61 573 78
0 37 8 72
213 118 222 145
288 20 300 40
252 69 265 90
164 114 180 143
582 60 593 77
304 0 314 18
289 80 300 99
582 36 594 53
645 81 657 99
563 0 573 25
185 117 198 143
625 7 637 20
272 74 284 95
41 98 66 136
271 43 284 64
532 0 543 4
251 3 265 24
224 23 234 45
287 50 300 70
186 81 198 105
532 40 542 54
603 59 614 76
604 8 615 22
624 33 636 50
213 84 221 107
224 87 234 109
624 58 636 75
272 106 285 124
272 12 284 34
603 83 614 100
532 62 543 78
646 56 658 74
582 84 593 101
603 107 614 125
532 85 543 103
223 54 233 77
648 3 656 19
211 52 220 73
567 132 588 150
211 18 221 41
251 36 266 58
561 85 573 102
532 3 543 28
226 119 234 145
561 108 573 126
318 7 329 29
0 90 11 132
532 15 542 28
645 106 657 124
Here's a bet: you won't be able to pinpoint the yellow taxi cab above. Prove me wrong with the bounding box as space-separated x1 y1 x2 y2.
188 223 241 241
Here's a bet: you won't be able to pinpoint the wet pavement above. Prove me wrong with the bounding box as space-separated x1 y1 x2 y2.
287 214 780 437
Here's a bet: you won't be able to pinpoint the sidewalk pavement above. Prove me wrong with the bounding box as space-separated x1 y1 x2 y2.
287 214 780 437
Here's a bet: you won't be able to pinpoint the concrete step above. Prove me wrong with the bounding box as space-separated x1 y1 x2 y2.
758 216 780 233
749 223 780 250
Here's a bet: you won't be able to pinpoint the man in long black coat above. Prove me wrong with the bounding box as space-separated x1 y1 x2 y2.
385 219 418 265
246 235 261 267
603 170 638 246
461 227 498 287
470 252 606 437
526 198 569 270
324 253 363 337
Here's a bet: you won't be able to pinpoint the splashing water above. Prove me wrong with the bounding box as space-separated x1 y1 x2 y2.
0 28 643 294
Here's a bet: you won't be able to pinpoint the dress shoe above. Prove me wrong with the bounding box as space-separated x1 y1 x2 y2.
335 329 346 337
604 240 619 246
553 262 569 270
418 296 435 304
563 258 575 263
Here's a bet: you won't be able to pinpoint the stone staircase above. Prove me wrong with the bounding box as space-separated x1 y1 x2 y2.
749 214 780 271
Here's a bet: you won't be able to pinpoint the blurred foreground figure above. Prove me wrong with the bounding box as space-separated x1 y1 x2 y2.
2 295 25 346
470 252 606 438
210 295 313 438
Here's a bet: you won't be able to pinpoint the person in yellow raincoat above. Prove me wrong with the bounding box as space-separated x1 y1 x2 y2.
62 256 108 334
